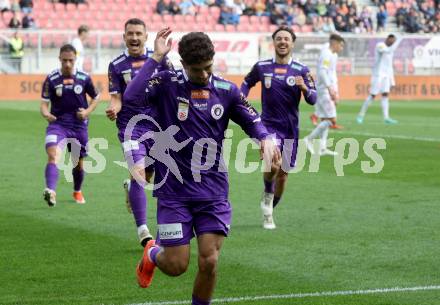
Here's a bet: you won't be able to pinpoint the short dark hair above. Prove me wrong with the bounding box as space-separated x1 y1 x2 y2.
124 18 146 31
60 44 77 55
272 26 296 42
329 33 345 43
78 25 89 35
387 34 396 39
178 32 215 65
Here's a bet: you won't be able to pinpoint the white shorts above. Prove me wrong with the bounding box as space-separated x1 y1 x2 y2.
315 89 336 118
370 75 394 95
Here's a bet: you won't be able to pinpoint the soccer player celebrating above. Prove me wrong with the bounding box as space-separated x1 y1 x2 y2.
304 33 345 156
41 44 99 206
357 34 400 124
240 26 317 229
124 29 280 305
105 18 173 247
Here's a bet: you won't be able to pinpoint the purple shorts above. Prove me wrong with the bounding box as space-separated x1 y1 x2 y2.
45 123 88 158
266 126 299 171
119 129 154 172
156 198 232 247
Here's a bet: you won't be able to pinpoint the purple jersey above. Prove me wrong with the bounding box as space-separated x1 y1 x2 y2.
41 69 99 129
108 49 172 133
124 58 269 201
241 58 316 140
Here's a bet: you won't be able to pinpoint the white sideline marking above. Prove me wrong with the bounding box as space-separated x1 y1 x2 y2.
127 285 440 305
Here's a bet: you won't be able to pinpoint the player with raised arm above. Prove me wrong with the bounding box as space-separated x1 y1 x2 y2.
41 44 99 206
241 26 317 229
105 18 173 247
124 29 281 305
304 33 345 156
357 34 401 124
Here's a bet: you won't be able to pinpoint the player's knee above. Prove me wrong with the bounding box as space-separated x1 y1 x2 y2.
277 172 288 185
198 252 219 276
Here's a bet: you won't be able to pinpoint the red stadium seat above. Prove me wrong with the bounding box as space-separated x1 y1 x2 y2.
209 6 221 18
225 24 236 32
249 15 260 24
237 23 251 32
240 15 250 25
214 24 225 32
260 16 270 25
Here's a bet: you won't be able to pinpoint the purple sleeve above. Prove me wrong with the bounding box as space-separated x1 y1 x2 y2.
240 63 260 97
41 76 51 101
85 76 99 99
302 66 317 105
123 58 161 107
108 62 120 94
157 55 174 72
230 86 269 140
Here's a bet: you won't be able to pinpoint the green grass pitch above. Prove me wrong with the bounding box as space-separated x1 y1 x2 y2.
0 100 439 305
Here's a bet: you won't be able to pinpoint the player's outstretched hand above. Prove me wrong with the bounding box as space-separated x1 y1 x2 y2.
44 113 57 123
260 137 282 172
152 27 172 63
76 108 89 121
105 103 121 121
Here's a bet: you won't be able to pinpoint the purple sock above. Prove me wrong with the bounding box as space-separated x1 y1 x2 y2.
273 196 281 208
72 167 84 192
149 246 161 265
129 179 147 227
263 179 275 193
192 295 211 305
45 163 58 191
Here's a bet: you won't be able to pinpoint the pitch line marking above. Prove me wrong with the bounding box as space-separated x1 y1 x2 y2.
126 285 440 305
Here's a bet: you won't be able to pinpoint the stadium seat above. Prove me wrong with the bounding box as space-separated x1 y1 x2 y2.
214 24 225 32
249 16 260 25
237 23 251 32
209 6 221 18
225 24 236 32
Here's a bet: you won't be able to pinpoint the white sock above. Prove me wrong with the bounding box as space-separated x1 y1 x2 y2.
307 120 332 140
381 96 389 119
137 224 148 235
359 95 373 117
320 127 329 151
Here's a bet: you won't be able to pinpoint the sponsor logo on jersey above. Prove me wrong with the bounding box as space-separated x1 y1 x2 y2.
213 80 231 90
158 223 183 240
211 103 224 120
76 74 86 81
131 60 145 68
274 68 287 74
74 84 83 94
193 101 208 111
275 75 285 80
63 78 74 85
191 90 210 99
291 63 302 71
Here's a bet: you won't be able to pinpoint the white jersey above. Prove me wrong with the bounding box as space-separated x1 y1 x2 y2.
316 43 338 91
71 37 85 71
372 39 400 79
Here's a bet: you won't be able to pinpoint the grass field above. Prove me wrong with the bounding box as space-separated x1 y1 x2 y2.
0 100 439 305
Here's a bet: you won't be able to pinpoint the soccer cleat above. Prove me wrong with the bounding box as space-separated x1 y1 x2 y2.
73 191 86 204
384 118 398 124
138 227 153 247
356 115 364 124
310 113 318 126
304 137 315 155
123 179 132 213
136 239 157 288
260 192 276 229
43 188 56 207
320 148 339 156
330 123 343 129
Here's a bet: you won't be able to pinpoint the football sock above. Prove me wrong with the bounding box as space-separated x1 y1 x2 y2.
359 95 373 117
263 178 275 193
381 96 389 119
72 167 84 192
45 163 58 191
148 245 161 266
320 127 329 151
308 120 332 140
129 179 147 227
192 295 211 305
273 196 281 208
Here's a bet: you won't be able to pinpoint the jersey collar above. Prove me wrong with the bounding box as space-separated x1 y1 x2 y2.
273 57 293 65
124 46 148 58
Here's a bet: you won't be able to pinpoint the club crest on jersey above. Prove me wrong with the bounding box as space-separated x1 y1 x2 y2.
178 102 189 121
211 104 224 120
286 76 296 86
122 71 132 84
55 85 63 97
264 76 271 89
74 84 83 94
